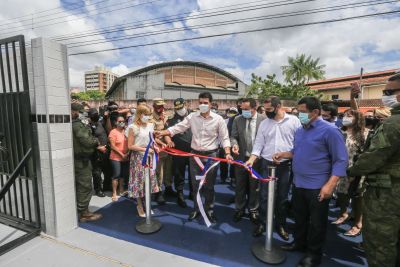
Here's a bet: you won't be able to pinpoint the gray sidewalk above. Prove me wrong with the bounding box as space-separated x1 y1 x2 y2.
0 227 217 267
0 194 217 267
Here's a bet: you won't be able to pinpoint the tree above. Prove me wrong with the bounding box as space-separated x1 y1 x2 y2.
247 73 319 100
71 90 106 101
281 54 325 86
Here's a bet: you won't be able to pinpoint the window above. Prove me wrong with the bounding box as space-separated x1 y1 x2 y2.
136 91 146 99
331 94 339 100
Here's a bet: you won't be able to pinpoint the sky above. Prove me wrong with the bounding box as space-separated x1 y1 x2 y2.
0 0 399 89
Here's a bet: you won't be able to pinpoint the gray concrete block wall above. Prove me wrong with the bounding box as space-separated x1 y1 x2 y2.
28 37 77 237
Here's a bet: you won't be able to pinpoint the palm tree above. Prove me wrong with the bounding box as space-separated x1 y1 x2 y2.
281 54 325 86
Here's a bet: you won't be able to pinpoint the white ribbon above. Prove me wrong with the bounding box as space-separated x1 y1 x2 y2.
194 156 220 227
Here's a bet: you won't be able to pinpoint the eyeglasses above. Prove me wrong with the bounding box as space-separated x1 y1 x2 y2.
199 102 209 105
383 89 400 96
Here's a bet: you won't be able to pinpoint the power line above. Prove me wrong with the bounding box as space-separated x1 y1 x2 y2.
55 0 317 42
52 0 278 40
0 0 114 25
65 0 395 48
69 10 400 56
0 0 164 36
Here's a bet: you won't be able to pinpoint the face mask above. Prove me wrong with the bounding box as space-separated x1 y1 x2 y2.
365 117 379 128
342 117 353 127
199 104 210 113
242 110 252 119
141 115 150 123
155 106 164 113
130 108 136 114
211 109 217 113
117 122 125 128
382 95 398 108
298 112 311 125
266 109 277 119
90 114 99 123
176 108 187 117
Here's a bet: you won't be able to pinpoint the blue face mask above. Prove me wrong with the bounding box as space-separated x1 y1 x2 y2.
298 112 311 125
242 110 252 119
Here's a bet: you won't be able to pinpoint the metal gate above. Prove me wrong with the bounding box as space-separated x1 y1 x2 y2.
0 35 41 255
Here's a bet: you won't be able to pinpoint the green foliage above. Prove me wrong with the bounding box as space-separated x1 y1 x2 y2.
71 90 106 101
247 54 325 100
281 54 325 85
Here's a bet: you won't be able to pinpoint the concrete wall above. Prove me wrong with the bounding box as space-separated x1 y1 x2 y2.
111 72 246 101
28 38 77 237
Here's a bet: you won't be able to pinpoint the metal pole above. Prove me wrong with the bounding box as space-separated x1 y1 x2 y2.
265 167 276 251
145 162 151 225
136 156 162 234
251 166 286 264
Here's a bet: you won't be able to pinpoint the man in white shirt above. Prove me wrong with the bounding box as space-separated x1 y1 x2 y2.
230 98 266 225
246 96 301 238
155 92 233 224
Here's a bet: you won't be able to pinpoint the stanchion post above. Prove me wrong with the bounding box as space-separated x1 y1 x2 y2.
136 156 162 234
251 166 286 264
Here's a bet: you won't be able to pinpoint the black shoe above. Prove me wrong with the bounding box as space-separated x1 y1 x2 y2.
253 223 265 237
177 191 187 208
233 210 244 222
249 211 260 224
281 242 306 252
206 210 217 224
188 210 199 221
95 190 106 197
164 186 177 197
297 255 321 267
156 192 166 205
277 225 290 241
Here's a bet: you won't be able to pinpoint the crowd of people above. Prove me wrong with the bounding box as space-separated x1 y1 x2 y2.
70 73 400 267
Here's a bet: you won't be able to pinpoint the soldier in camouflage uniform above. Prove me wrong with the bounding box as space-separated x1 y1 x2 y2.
347 73 400 267
71 103 105 222
152 98 175 204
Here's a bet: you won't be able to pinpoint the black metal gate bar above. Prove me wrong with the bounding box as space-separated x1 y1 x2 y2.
0 35 41 255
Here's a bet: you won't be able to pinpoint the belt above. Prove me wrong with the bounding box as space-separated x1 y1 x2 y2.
264 159 291 167
191 149 218 155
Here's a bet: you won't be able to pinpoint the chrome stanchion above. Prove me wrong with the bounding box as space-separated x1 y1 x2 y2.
136 156 162 234
252 166 286 264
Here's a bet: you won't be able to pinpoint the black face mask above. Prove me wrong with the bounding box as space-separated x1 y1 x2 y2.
90 114 100 123
237 105 242 115
266 109 277 119
365 117 379 128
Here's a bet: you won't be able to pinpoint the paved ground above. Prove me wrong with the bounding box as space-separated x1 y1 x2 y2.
0 193 217 267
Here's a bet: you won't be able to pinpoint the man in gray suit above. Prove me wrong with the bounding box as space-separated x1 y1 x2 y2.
231 98 266 226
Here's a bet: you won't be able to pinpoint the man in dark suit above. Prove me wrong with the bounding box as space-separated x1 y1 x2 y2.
230 98 266 226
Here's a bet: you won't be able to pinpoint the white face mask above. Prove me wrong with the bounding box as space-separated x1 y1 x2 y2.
176 108 187 117
342 117 353 127
199 104 210 114
382 95 398 108
141 115 150 123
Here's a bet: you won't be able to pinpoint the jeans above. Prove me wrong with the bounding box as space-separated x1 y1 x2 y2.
189 150 218 212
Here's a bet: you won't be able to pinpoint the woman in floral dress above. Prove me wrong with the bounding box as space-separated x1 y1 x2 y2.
127 104 160 217
332 109 368 237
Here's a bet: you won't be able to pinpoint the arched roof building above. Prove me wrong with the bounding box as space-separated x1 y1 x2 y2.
105 61 247 100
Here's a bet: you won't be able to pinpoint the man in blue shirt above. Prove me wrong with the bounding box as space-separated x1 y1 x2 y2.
273 96 348 267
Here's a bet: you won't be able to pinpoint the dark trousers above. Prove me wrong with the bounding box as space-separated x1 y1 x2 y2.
260 159 291 227
235 156 260 212
173 155 192 193
293 186 330 256
189 150 218 212
219 148 235 182
91 156 112 192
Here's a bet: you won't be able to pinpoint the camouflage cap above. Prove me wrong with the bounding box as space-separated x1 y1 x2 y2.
71 102 83 112
173 98 185 109
153 98 166 106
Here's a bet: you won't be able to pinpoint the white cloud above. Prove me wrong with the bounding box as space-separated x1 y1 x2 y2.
111 64 131 76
